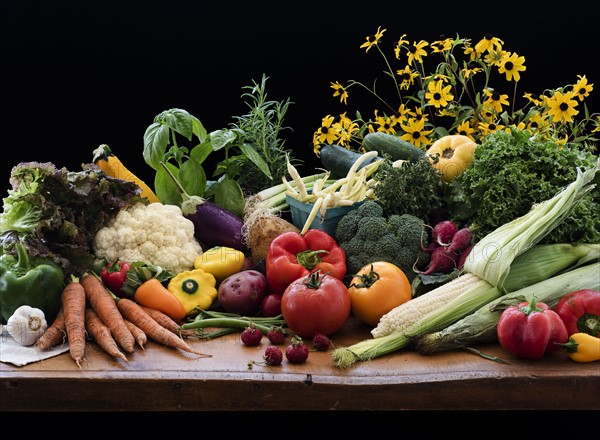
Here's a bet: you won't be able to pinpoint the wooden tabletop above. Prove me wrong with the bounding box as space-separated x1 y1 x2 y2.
1 317 599 411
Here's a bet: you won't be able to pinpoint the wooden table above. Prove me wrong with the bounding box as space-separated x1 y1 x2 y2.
1 317 599 411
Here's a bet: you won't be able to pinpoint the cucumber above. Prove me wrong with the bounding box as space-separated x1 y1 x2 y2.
320 144 376 179
362 132 426 162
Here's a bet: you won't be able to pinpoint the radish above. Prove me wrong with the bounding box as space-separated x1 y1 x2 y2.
160 162 248 253
457 244 474 269
446 227 473 254
418 245 459 275
431 220 458 246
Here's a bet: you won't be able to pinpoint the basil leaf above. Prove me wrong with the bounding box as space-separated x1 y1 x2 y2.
179 159 206 197
154 163 182 206
143 123 170 170
213 178 245 218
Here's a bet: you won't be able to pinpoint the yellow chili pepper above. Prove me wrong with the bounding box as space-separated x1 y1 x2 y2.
167 269 217 316
194 246 246 283
563 332 600 363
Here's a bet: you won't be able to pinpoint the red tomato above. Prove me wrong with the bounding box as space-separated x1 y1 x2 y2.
281 271 351 338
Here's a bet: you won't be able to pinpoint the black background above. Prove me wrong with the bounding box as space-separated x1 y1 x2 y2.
2 1 598 196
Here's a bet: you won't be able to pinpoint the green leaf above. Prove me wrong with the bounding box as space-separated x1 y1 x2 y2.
164 108 194 140
213 178 245 218
210 129 237 152
192 116 208 142
239 142 272 179
154 163 183 207
179 159 206 197
143 123 170 170
190 140 213 165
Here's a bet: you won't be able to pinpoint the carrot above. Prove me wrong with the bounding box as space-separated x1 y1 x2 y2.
117 298 211 357
36 306 66 350
124 319 147 350
85 307 128 362
62 277 87 368
140 305 199 339
81 273 135 354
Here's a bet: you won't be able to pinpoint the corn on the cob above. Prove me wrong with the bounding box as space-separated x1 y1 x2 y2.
416 261 600 355
371 272 487 338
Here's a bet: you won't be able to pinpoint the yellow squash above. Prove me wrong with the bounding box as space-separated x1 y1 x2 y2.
93 144 160 203
426 135 477 182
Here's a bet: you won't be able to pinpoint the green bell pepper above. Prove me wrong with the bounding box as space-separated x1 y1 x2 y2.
0 241 65 325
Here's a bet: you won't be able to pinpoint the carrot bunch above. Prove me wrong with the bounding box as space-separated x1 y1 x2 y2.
37 273 212 368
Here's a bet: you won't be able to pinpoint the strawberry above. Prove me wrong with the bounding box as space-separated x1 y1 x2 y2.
267 326 286 345
285 335 309 364
263 345 283 366
240 325 263 346
312 333 331 351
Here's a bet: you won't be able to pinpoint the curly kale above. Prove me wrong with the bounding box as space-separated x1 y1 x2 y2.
373 156 447 222
446 129 600 244
335 200 430 282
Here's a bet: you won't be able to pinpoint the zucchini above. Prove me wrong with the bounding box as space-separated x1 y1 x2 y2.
362 132 426 162
320 144 376 179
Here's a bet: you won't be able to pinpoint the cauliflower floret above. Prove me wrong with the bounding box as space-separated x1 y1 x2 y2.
93 201 203 274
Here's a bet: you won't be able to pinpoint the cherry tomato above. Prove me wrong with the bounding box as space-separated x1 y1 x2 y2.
348 261 412 326
261 293 283 317
281 270 351 338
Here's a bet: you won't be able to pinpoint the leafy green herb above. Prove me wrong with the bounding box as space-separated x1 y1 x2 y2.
143 75 298 218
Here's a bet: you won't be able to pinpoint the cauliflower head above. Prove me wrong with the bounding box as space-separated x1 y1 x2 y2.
93 202 203 274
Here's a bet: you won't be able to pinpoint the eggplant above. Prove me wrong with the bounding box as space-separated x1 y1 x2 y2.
160 163 248 253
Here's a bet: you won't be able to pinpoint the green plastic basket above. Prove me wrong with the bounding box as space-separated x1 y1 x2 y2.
286 194 363 237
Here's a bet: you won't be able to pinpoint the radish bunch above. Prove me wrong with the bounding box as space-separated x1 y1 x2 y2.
420 220 473 275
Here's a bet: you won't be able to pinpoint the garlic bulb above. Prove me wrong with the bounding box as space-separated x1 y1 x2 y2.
7 305 48 346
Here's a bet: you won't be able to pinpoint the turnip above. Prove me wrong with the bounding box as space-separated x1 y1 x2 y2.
418 245 459 275
431 220 458 246
446 227 473 254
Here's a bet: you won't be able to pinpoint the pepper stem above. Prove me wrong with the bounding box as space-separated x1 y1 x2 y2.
296 249 328 271
15 241 31 272
519 296 543 315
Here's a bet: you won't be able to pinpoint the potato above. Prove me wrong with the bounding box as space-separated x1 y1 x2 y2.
217 270 268 315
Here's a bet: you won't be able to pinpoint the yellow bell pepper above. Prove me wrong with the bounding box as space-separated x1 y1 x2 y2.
426 134 477 182
563 332 600 362
194 246 246 283
167 269 217 315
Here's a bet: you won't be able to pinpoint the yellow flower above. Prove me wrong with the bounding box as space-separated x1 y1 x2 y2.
430 37 453 53
360 26 386 53
498 51 526 82
393 34 409 59
478 120 505 136
407 40 428 65
546 91 579 123
396 65 418 90
483 88 509 112
400 118 433 148
425 80 453 108
456 120 475 140
373 111 397 134
331 81 348 105
527 112 550 133
474 33 504 54
315 115 338 145
524 92 543 106
573 75 593 102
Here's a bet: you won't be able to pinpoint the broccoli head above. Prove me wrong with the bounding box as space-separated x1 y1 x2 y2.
335 200 430 281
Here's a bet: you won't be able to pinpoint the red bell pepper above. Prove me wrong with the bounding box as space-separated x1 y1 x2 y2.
265 229 346 294
497 298 568 360
553 289 600 337
100 260 131 299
